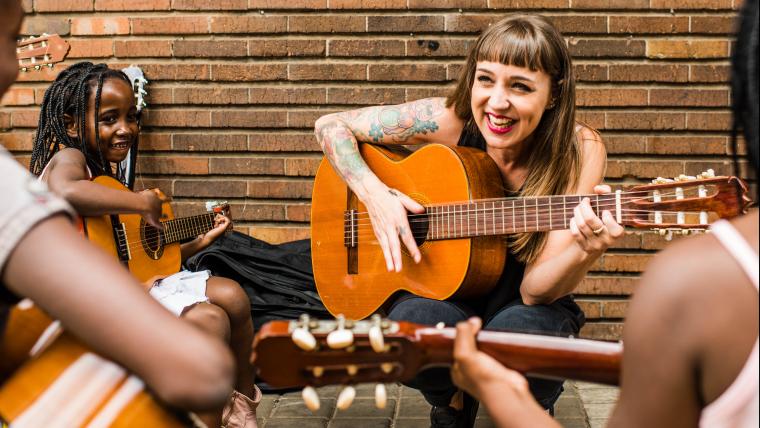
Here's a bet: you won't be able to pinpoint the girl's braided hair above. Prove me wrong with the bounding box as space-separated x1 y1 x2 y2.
29 61 135 181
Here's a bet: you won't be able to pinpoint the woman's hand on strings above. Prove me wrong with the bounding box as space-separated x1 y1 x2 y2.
365 186 425 272
199 212 232 246
569 184 624 255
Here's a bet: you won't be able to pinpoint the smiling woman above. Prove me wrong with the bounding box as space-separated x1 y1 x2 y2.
313 13 621 427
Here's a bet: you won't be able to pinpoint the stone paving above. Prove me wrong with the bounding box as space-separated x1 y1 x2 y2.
255 382 620 428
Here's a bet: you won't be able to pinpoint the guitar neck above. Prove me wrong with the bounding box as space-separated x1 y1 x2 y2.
418 327 622 386
160 212 215 244
422 194 618 240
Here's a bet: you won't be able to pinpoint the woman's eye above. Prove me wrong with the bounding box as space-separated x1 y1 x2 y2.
513 83 532 92
476 75 493 84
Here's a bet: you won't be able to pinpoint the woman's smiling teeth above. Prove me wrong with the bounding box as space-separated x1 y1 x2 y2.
486 113 515 131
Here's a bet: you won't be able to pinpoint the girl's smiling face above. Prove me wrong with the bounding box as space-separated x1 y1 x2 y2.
470 61 553 151
69 77 138 164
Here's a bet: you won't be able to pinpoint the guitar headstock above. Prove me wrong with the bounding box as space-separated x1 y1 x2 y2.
205 200 230 216
16 34 69 72
120 65 148 112
621 170 751 238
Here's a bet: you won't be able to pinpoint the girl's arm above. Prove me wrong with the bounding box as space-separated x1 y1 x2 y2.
3 215 235 410
179 213 231 261
314 98 463 272
520 128 624 305
43 148 162 227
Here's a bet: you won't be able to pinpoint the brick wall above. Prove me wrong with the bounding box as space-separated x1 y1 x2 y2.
2 0 747 339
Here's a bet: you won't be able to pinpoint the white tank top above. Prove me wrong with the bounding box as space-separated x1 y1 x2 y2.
699 220 759 428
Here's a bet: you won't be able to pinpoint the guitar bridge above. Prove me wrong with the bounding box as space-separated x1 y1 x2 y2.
110 215 131 263
344 209 358 275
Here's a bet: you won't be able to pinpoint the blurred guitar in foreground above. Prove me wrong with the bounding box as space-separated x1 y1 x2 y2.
252 316 621 412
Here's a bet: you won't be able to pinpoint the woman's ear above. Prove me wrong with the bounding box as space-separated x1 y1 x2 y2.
63 113 78 139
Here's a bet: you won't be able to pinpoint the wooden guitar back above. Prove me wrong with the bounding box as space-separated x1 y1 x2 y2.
84 176 181 283
311 144 507 320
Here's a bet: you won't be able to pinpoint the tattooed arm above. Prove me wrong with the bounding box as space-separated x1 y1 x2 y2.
314 98 462 271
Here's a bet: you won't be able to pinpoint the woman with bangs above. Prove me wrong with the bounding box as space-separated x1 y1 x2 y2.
314 14 623 427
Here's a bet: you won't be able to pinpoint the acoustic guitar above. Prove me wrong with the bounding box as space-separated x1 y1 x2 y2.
311 143 750 320
84 175 229 283
252 317 621 410
0 302 196 427
16 33 69 71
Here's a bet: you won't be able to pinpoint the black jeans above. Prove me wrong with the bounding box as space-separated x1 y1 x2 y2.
387 295 584 410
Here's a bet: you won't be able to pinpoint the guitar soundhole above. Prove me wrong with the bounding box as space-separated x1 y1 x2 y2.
139 219 164 260
408 211 429 247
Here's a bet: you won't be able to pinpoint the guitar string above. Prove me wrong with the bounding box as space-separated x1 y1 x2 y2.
112 218 215 253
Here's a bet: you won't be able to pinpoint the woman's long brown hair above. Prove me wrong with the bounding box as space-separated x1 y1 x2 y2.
446 14 585 264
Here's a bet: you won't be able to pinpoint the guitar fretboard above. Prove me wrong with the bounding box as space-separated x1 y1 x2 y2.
160 212 215 244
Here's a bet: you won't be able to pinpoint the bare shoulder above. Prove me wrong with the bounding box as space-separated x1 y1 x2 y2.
574 122 605 161
43 147 89 182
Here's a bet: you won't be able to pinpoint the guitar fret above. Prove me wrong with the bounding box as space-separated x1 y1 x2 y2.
512 199 516 233
535 197 539 231
549 196 552 230
492 202 496 236
563 196 568 229
522 198 527 233
473 202 477 237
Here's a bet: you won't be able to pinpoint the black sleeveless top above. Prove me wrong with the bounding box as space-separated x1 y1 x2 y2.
456 127 527 320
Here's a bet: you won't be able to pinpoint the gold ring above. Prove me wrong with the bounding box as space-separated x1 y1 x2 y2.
592 226 606 235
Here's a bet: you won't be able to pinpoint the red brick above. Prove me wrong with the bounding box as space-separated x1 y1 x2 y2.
595 253 651 272
609 16 689 34
568 39 646 58
251 227 310 244
212 64 287 82
288 16 366 33
329 0 405 8
579 323 623 340
328 87 405 105
71 17 129 36
606 112 686 130
606 159 684 179
548 15 608 34
572 0 647 8
35 0 92 11
144 87 173 105
248 133 321 152
10 109 39 128
648 136 728 155
286 204 311 221
138 156 209 175
603 135 645 154
248 179 313 199
132 17 208 35
252 0 327 8
174 180 247 197
649 0 733 9
285 157 321 176
249 87 326 104
576 88 648 107
95 0 171 10
650 88 729 107
690 65 731 83
0 112 10 130
576 276 637 295
288 109 340 129
690 16 736 34
330 39 405 57
444 14 495 33
209 157 284 175
647 40 730 59
406 87 449 101
488 0 567 7
686 111 732 131
141 64 211 81
0 132 34 150
21 0 32 12
368 16 444 33
173 134 248 151
609 64 689 82
139 132 172 151
210 110 287 128
173 40 247 57
114 40 172 58
447 64 465 81
173 87 249 105
289 64 366 81
574 64 609 82
141 110 211 127
20 17 70 36
575 111 605 129
0 88 35 106
68 39 114 58
406 39 473 57
172 0 247 9
249 40 325 57
210 16 287 33
132 178 174 194
231 203 287 222
368 64 447 81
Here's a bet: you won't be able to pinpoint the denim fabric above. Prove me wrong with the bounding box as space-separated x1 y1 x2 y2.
387 294 584 410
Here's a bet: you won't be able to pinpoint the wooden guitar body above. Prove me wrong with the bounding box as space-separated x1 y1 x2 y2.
311 144 507 320
84 176 180 283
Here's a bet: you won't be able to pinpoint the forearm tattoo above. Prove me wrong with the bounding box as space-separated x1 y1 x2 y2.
315 98 446 186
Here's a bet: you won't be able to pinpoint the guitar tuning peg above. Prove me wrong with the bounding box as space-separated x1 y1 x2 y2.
34 65 41 71
380 362 394 374
291 327 316 351
346 364 358 376
21 67 27 72
375 384 387 409
337 385 356 410
369 314 385 353
302 386 320 412
327 314 354 349
312 366 324 378
47 63 54 68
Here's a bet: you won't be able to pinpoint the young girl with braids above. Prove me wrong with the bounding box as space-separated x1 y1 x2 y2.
29 61 259 428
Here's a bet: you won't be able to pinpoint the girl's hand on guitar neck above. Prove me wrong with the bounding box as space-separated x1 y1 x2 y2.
569 185 624 257
365 183 425 272
199 213 233 246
